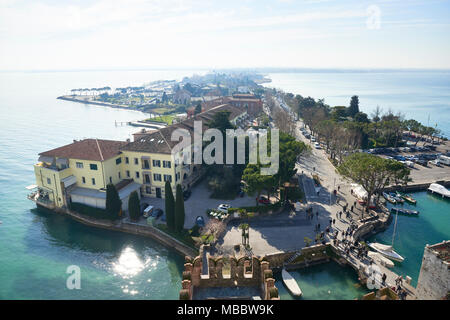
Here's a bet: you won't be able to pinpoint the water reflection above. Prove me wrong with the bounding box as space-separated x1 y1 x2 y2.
113 246 155 279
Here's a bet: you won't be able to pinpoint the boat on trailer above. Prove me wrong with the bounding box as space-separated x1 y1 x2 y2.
282 269 302 297
391 207 419 216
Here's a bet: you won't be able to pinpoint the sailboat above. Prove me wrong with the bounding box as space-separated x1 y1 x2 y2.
282 269 302 297
368 209 405 262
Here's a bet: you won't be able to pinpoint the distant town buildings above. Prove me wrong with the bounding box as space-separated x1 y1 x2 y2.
201 93 263 117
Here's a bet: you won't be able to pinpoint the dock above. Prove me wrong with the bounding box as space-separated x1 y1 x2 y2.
427 183 450 198
332 243 417 299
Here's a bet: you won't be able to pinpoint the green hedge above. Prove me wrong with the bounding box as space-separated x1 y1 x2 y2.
69 202 119 221
228 202 282 215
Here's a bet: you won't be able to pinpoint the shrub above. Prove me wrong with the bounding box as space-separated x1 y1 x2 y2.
175 184 185 233
69 202 118 221
179 290 190 300
264 270 273 280
182 271 191 281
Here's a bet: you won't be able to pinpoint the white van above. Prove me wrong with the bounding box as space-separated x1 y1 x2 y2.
438 155 450 166
143 205 154 218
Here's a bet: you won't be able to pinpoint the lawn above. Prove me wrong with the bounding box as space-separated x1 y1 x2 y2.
145 114 176 125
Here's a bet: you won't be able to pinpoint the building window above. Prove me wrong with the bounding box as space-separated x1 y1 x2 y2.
152 159 161 167
82 177 86 184
109 177 112 183
126 170 130 178
47 178 51 185
144 174 151 184
116 157 122 165
153 173 161 181
118 172 121 179
90 164 98 170
136 172 140 179
76 162 83 169
125 157 129 164
163 174 172 182
176 172 180 181
92 178 96 185
143 159 150 169
145 186 151 194
163 160 171 168
134 158 138 165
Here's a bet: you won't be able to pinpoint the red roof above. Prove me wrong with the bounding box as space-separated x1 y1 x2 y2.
39 139 127 161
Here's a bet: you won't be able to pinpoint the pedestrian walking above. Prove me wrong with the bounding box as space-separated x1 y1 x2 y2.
382 273 387 286
350 205 353 212
317 223 320 230
333 218 336 225
338 185 340 192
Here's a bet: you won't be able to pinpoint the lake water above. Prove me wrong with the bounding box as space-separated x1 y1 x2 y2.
0 69 448 299
367 191 450 287
265 71 450 137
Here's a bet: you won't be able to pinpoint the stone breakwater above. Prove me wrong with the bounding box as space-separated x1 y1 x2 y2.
35 202 198 258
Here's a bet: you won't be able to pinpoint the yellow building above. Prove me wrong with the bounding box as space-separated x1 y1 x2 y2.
29 104 246 210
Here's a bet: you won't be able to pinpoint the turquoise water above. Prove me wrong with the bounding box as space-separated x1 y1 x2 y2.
0 70 449 299
265 71 450 137
367 191 450 286
275 262 370 300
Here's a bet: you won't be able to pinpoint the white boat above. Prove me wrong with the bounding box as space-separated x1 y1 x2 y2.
282 269 302 297
367 251 395 268
368 242 404 262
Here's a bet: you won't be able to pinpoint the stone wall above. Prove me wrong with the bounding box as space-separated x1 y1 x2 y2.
180 251 280 300
416 241 450 300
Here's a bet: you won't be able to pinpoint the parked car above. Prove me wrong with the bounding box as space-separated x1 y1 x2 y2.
217 204 230 213
183 190 192 201
258 196 270 204
314 142 322 149
151 208 164 218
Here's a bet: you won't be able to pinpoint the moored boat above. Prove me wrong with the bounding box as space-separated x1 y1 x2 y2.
367 251 395 268
389 192 404 204
382 192 396 204
391 207 419 216
368 242 404 263
396 191 417 204
282 269 302 297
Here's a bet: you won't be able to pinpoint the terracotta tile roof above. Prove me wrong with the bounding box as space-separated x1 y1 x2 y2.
122 104 245 154
39 139 127 161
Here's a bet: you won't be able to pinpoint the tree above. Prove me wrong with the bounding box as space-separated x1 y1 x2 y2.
354 112 370 123
105 183 122 219
242 164 273 206
348 95 360 117
174 184 185 233
128 191 140 221
165 181 175 232
338 153 410 212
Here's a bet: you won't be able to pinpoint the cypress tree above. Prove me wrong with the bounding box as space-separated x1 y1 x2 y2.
105 183 122 219
174 184 185 233
348 95 360 117
165 181 175 232
128 191 140 221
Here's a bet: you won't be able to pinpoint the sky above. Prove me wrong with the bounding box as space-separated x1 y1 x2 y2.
0 0 449 71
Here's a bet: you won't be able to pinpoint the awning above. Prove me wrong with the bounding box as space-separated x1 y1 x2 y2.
56 158 69 166
38 155 54 163
61 175 77 188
